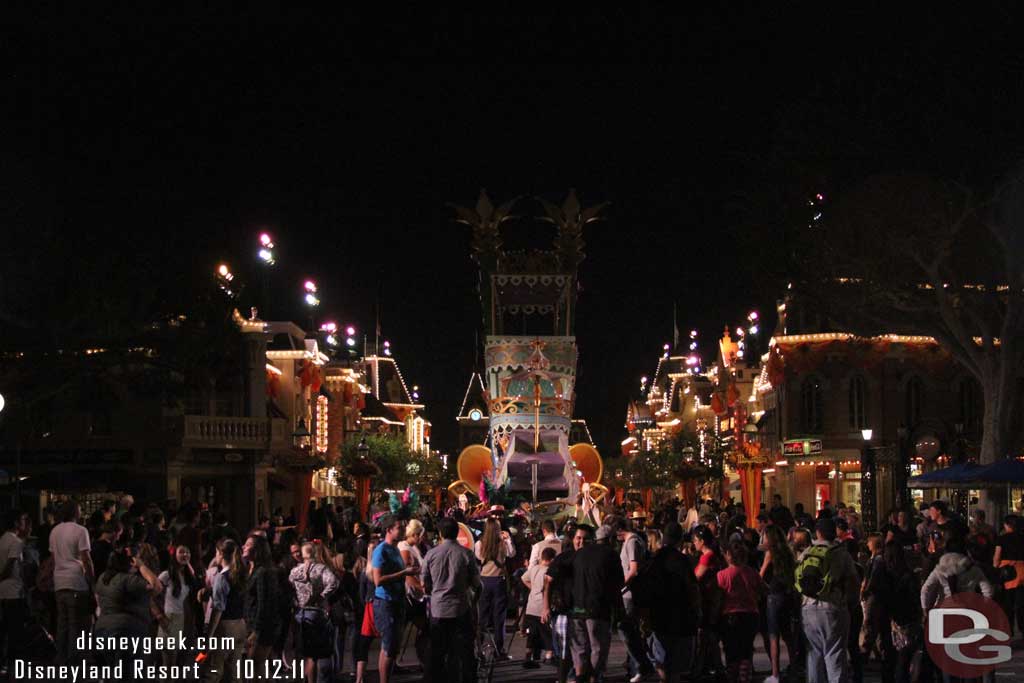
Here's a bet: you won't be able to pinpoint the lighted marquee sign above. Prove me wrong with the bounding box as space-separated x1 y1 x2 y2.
782 439 823 457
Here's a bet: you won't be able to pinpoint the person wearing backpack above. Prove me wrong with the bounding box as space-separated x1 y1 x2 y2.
795 517 859 683
613 516 655 682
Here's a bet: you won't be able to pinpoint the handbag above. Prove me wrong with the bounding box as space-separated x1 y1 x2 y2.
360 602 380 638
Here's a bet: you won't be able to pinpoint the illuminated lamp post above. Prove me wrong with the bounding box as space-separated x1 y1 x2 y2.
350 436 380 523
303 280 319 331
257 232 275 316
861 428 877 531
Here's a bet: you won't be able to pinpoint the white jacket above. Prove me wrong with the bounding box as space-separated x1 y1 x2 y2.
920 552 994 610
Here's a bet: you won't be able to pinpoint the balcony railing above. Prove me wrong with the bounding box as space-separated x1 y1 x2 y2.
180 416 288 449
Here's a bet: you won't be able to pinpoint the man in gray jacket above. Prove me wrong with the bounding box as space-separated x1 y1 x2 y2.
798 517 859 683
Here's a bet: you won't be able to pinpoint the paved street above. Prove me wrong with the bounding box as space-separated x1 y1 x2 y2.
365 625 1024 682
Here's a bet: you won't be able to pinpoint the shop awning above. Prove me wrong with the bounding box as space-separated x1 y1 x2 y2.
907 462 982 489
962 458 1024 488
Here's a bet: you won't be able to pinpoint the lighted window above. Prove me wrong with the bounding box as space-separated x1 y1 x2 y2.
315 396 328 454
848 376 867 430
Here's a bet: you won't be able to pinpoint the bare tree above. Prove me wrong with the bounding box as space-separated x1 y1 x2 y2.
796 173 1024 465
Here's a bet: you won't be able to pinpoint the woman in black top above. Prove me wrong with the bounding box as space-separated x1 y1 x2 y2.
869 542 921 683
994 514 1024 636
243 534 280 669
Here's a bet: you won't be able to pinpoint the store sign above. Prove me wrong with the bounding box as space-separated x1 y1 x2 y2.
783 439 823 456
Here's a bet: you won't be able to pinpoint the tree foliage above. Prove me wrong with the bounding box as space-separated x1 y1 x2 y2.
338 435 446 492
794 173 1024 462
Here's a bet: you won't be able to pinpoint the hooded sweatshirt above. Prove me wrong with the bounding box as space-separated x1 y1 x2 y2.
920 551 994 610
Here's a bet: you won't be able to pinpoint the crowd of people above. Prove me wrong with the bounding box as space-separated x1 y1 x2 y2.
0 489 1017 682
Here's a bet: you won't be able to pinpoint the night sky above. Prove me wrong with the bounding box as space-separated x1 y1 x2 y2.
6 8 1024 456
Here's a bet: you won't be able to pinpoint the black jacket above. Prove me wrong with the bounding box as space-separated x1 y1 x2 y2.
571 543 624 620
643 547 701 636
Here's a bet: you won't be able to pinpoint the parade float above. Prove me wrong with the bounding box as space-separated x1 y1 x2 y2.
447 191 607 524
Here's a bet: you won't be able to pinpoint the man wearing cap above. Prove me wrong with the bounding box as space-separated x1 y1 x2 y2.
798 517 859 683
569 524 624 683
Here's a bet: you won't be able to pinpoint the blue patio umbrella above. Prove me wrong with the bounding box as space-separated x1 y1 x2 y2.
968 458 1024 488
907 462 983 489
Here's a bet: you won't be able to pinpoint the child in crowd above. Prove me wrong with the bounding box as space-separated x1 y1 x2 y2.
521 546 556 668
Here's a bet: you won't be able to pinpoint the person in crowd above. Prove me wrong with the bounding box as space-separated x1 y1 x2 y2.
717 540 764 683
759 524 796 683
372 515 418 683
421 517 480 682
398 518 429 672
646 528 663 554
569 524 624 683
50 499 94 667
883 509 916 549
93 548 162 679
632 522 700 683
90 520 119 581
87 500 116 538
692 524 725 678
797 517 859 683
242 534 280 671
922 536 994 607
204 539 248 683
543 524 587 683
789 527 812 555
882 542 922 683
290 541 339 683
521 546 555 669
859 533 884 663
351 523 371 568
0 510 31 674
474 516 516 658
174 504 203 574
353 540 378 683
157 545 201 668
769 494 795 530
993 513 1024 636
529 519 562 567
611 516 655 682
793 502 814 530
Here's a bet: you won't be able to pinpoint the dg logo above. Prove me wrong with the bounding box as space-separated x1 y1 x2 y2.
926 592 1012 678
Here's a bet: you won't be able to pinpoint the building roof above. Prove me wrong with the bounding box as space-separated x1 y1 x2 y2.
456 371 489 421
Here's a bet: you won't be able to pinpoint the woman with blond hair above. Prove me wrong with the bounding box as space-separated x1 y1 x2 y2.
475 517 516 657
290 541 340 683
398 519 429 668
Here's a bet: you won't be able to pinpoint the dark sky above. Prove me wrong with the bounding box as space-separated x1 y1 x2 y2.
6 7 1024 456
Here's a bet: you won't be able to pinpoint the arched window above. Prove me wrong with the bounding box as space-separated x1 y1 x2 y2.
801 376 824 434
848 375 867 430
905 376 924 427
957 377 981 434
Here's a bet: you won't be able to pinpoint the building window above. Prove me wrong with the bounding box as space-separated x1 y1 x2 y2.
957 377 981 434
905 376 924 427
801 376 823 434
848 376 867 430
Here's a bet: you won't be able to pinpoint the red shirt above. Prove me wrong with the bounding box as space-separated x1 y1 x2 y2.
716 563 762 615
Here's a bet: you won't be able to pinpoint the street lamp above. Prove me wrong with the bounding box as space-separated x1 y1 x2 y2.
896 425 910 510
861 428 877 531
